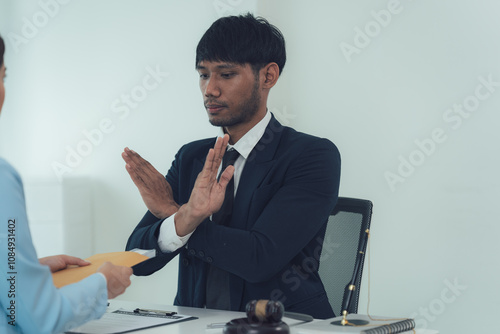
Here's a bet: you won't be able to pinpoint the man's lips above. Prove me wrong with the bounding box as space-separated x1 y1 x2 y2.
205 104 226 112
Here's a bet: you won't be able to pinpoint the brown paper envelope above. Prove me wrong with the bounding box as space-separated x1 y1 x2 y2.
52 251 149 288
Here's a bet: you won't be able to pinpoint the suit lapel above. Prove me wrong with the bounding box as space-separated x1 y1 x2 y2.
187 118 284 230
231 117 284 230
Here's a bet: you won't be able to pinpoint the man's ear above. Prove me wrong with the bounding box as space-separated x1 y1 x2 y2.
261 62 280 89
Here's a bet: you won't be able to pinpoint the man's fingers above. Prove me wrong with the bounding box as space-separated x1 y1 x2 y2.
202 135 230 177
122 148 151 169
213 135 229 166
218 165 235 189
213 136 223 152
220 134 229 147
124 163 146 187
123 147 139 158
122 148 159 181
122 148 140 172
122 147 139 162
201 148 216 176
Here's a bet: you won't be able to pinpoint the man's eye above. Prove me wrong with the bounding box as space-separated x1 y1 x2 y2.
221 73 235 78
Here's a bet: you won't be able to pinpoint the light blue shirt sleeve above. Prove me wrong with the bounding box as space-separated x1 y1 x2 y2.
0 158 108 334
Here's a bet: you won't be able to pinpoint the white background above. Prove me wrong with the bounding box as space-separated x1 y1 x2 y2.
1 1 499 333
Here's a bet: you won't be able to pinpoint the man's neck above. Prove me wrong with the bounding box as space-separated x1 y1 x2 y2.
224 109 267 144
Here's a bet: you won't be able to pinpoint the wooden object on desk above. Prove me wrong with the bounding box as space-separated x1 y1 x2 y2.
52 251 149 288
224 317 290 334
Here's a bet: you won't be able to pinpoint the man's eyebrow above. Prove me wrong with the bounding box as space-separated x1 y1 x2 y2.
195 63 241 70
216 63 239 69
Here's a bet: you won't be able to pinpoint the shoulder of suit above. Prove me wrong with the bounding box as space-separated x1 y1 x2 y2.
279 126 339 151
177 137 217 158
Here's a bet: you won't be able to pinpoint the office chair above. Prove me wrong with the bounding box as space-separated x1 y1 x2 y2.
318 197 373 317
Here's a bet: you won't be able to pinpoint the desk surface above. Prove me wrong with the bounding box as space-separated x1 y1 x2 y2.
101 300 438 334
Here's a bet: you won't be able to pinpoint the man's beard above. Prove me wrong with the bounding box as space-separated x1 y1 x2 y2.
208 80 261 127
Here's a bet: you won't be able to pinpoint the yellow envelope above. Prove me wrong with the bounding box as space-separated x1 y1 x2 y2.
52 251 149 288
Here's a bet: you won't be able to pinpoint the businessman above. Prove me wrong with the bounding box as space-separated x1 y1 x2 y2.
124 13 341 319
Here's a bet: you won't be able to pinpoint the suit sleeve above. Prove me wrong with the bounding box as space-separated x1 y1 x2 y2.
186 138 341 283
0 161 108 334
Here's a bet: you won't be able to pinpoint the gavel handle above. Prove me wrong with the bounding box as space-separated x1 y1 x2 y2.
283 311 314 323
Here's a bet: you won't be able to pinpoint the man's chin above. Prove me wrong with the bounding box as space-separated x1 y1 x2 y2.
208 116 237 127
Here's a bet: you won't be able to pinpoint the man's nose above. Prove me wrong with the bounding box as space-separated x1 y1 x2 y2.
204 78 221 97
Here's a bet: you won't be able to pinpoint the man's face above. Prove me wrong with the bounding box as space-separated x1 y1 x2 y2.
0 64 5 114
197 61 261 128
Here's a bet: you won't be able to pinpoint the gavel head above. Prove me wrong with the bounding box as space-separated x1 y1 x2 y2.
245 300 284 324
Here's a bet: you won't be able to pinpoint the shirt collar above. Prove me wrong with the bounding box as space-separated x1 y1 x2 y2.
217 110 272 160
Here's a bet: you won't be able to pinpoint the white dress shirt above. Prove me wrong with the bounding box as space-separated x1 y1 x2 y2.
157 111 272 252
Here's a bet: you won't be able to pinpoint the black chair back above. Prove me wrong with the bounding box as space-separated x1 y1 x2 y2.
318 197 373 316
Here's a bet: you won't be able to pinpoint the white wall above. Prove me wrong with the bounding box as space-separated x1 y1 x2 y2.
259 1 500 333
1 1 499 333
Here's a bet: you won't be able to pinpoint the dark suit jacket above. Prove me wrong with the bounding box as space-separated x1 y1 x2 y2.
126 116 341 319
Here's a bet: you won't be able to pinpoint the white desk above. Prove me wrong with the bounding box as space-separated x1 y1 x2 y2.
98 300 438 334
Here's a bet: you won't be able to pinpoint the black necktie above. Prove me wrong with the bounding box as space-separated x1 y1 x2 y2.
212 148 240 226
206 148 239 310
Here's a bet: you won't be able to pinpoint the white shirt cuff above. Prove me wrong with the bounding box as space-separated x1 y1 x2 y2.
157 213 193 253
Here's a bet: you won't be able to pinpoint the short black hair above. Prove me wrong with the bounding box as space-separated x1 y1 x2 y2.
196 13 286 76
0 35 5 67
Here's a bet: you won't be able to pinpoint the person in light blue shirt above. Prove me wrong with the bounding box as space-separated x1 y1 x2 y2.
0 35 133 334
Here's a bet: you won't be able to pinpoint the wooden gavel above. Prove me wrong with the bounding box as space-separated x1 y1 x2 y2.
224 300 312 334
245 300 314 324
245 300 285 324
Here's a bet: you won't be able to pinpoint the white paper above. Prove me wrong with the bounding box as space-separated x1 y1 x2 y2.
67 309 194 334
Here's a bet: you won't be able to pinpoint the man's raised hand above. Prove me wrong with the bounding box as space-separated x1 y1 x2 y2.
174 135 235 236
122 148 179 219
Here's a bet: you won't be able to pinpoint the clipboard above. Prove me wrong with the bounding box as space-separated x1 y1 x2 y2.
66 308 198 334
